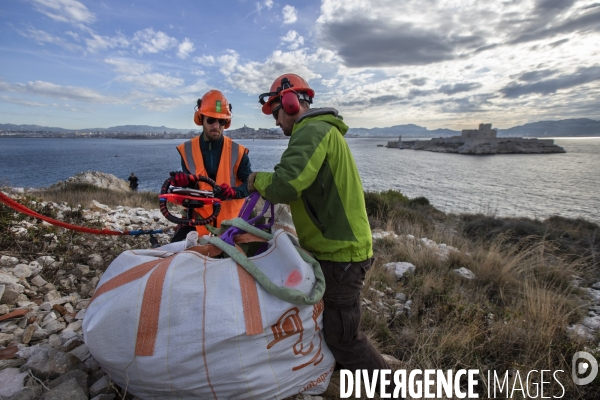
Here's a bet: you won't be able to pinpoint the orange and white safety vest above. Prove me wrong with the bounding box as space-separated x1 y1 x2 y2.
177 136 248 235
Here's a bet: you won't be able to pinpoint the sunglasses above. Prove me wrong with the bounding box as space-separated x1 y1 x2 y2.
272 104 282 120
205 117 228 126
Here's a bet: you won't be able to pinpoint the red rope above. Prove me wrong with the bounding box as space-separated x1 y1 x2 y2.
0 191 126 235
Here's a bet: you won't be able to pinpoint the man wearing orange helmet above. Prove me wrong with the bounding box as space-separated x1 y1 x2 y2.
170 90 252 241
250 74 393 384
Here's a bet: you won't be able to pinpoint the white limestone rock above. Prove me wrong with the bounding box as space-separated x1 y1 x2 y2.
384 262 416 279
454 267 476 280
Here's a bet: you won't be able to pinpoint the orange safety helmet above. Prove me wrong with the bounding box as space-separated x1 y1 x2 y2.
194 90 232 129
258 73 315 115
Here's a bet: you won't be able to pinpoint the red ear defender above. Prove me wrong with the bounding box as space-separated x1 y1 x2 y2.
193 110 202 126
281 91 300 115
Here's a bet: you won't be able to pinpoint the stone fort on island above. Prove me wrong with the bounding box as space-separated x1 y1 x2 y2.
387 123 565 154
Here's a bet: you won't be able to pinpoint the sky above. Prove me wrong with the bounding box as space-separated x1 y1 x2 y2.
1 0 599 131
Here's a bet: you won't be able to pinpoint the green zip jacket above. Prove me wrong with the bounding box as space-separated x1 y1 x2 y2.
254 108 372 262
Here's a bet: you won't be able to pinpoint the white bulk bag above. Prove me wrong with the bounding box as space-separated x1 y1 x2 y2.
83 225 335 399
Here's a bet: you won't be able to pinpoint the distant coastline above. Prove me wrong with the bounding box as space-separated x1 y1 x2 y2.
1 118 599 139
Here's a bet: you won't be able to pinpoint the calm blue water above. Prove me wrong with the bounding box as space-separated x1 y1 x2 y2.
1 137 599 224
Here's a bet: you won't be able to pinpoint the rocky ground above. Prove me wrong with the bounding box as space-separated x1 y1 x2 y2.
1 185 600 399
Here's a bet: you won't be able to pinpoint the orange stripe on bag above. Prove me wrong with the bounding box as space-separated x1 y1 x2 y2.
89 258 164 305
233 233 268 244
237 264 263 335
135 258 172 356
187 244 223 258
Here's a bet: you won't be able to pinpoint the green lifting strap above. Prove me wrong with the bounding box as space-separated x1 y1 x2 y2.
200 220 326 305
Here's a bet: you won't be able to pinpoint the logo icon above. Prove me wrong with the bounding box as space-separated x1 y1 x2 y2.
572 351 598 385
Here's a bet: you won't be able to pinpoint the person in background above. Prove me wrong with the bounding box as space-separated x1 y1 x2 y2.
128 172 138 191
170 89 252 242
248 74 393 390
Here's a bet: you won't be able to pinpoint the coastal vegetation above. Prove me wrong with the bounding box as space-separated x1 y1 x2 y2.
1 184 599 399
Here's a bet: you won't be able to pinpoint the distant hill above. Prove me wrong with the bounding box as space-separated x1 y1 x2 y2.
496 118 600 137
1 118 599 137
348 124 459 137
0 123 197 134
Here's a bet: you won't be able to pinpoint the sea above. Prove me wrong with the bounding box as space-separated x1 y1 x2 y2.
1 137 599 225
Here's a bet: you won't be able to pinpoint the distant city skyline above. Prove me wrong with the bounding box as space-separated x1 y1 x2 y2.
1 0 599 131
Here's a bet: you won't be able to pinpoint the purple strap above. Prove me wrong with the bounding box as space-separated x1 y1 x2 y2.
220 192 275 246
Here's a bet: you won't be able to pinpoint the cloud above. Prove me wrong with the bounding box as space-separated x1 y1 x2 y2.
500 66 600 98
222 49 322 95
0 80 120 103
140 96 188 111
177 38 195 59
194 55 216 66
119 73 184 90
281 30 304 50
282 5 297 24
0 95 47 107
29 0 95 27
217 50 240 76
318 17 479 67
132 28 178 54
514 69 559 82
86 32 129 53
434 95 494 113
19 28 83 52
105 58 183 89
509 8 600 44
438 82 482 95
264 0 274 10
409 78 427 87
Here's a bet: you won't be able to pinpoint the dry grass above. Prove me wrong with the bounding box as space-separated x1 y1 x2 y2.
354 190 600 399
31 183 158 210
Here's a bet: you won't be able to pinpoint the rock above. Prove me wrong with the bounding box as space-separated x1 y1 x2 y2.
395 293 407 302
87 254 104 268
41 378 88 400
44 290 62 302
0 256 19 267
48 369 89 396
62 171 130 192
89 200 112 212
582 316 600 330
30 275 48 287
20 345 79 379
28 261 43 276
0 332 14 346
36 256 62 269
69 344 91 363
12 265 33 279
453 267 476 280
1 288 21 305
0 272 19 285
592 282 600 290
89 375 117 397
384 262 416 279
0 368 29 398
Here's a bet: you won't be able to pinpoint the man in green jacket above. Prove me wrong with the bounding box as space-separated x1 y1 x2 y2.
249 74 392 383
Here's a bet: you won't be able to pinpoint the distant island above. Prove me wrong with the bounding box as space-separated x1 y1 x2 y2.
0 118 598 139
387 123 566 154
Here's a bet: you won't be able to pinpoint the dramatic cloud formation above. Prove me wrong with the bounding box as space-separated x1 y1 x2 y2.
2 0 599 129
500 66 600 98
